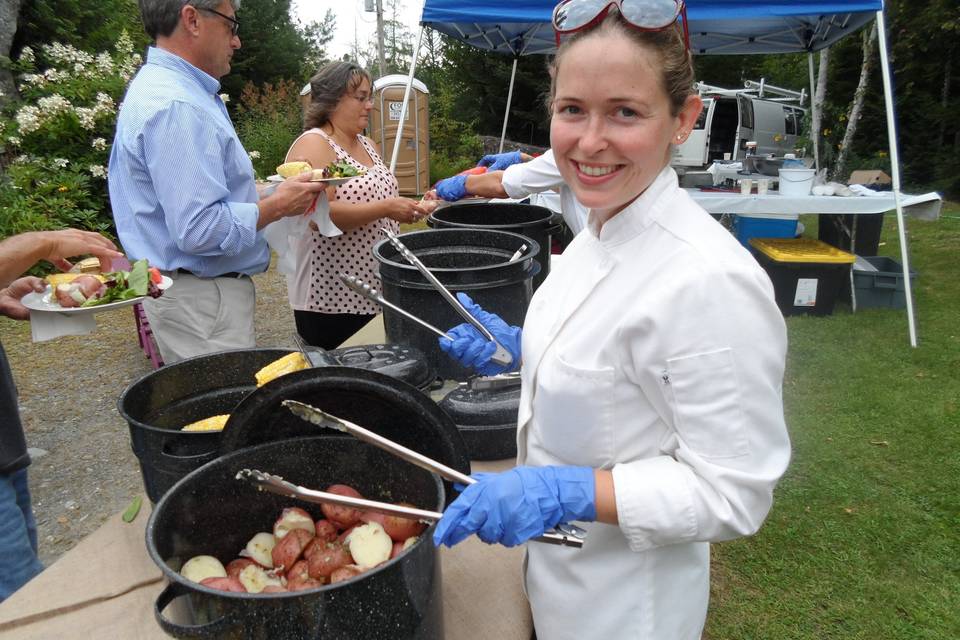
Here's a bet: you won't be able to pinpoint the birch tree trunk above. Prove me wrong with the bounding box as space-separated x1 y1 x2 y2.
811 47 830 172
938 45 953 151
0 0 22 106
832 22 879 181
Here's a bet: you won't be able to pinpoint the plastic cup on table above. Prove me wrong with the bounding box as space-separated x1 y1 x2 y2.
757 178 769 196
740 178 753 195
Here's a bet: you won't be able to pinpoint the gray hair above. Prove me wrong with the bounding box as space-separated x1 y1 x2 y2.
138 0 241 40
304 61 372 131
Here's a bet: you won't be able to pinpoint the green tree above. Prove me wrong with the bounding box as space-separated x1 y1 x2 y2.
221 0 333 103
13 0 149 56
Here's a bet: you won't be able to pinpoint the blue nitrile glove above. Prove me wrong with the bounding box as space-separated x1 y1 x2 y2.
477 151 522 171
437 292 521 375
435 175 469 201
433 466 596 548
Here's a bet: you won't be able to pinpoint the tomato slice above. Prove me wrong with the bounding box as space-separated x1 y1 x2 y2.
148 267 162 284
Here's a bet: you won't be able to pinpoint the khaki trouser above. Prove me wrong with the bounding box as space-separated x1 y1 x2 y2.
142 272 256 364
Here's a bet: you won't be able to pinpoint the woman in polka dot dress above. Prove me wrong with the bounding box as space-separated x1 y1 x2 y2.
283 61 436 349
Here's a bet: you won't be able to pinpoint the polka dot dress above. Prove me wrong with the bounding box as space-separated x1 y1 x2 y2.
292 130 400 315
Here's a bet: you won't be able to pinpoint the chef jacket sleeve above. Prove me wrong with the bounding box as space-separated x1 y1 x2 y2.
612 263 791 553
501 150 565 200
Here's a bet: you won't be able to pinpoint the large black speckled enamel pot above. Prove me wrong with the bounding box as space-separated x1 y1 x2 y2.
119 346 439 504
373 228 539 382
147 436 444 639
118 349 292 504
427 202 561 291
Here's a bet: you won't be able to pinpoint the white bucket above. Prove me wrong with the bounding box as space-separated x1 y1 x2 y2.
778 168 816 196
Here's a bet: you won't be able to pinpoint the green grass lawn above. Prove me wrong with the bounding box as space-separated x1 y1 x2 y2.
706 203 960 639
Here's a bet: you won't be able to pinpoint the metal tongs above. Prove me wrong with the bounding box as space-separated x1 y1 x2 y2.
380 229 514 368
236 468 439 524
280 399 586 548
338 274 519 393
339 273 451 340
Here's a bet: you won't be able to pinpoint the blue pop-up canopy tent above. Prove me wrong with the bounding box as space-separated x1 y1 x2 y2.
419 0 880 56
387 1 919 346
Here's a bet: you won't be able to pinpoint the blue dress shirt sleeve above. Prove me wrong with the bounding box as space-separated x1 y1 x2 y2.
140 101 260 257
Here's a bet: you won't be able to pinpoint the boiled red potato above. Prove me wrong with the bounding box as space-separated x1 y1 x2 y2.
200 576 247 592
54 283 84 307
321 484 363 528
273 507 316 539
241 532 277 568
237 563 284 593
359 510 386 527
306 542 353 579
286 559 310 584
271 528 314 572
226 558 257 578
335 525 358 545
390 536 419 560
345 521 392 569
381 504 427 542
329 564 364 584
287 576 324 591
314 519 339 543
74 274 105 298
262 585 289 593
180 555 227 583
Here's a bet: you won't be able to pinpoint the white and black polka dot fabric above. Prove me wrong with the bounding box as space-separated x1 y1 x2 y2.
294 130 400 314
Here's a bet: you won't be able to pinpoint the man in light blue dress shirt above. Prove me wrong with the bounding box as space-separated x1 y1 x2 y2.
109 0 325 363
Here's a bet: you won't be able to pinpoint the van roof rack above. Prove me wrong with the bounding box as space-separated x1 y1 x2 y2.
694 78 807 106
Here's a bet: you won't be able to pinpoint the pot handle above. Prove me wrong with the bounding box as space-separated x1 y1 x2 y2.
544 212 565 237
157 446 220 474
155 582 236 638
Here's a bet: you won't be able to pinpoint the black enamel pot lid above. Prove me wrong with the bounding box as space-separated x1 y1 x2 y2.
219 366 470 490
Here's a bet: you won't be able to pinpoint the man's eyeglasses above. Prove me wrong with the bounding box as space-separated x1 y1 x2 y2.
198 7 240 36
552 0 689 50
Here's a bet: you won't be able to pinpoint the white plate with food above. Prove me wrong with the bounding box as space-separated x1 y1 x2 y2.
266 174 361 187
21 270 172 316
269 161 366 186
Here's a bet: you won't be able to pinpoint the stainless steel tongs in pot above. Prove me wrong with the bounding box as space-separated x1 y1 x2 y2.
274 399 586 548
338 274 521 392
379 228 514 368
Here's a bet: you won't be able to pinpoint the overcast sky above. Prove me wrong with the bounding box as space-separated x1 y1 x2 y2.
293 0 423 60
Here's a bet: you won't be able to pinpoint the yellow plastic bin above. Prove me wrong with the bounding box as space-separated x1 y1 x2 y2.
749 238 855 316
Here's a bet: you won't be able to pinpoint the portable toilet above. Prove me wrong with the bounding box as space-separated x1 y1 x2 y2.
370 75 430 196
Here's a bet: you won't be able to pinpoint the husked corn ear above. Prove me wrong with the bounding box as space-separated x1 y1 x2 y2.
255 352 309 386
45 273 107 286
181 414 230 432
276 161 312 178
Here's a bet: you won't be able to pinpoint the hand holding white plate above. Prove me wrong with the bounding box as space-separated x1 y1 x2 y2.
21 276 172 316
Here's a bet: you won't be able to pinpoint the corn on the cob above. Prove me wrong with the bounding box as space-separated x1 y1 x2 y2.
254 352 309 387
181 414 230 432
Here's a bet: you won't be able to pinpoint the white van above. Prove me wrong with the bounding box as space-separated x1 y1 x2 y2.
673 80 808 170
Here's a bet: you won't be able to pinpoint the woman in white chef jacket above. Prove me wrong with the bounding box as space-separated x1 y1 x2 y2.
433 3 792 639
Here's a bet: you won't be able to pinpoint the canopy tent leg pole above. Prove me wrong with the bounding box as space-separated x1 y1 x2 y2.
808 53 819 172
498 57 519 153
875 10 917 347
390 26 425 175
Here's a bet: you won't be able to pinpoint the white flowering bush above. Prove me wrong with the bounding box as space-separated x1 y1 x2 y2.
0 33 142 238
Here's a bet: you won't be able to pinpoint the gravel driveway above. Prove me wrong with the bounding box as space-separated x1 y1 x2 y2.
0 263 296 567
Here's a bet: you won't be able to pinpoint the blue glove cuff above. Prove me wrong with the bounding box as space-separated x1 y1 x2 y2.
543 466 596 523
436 174 469 201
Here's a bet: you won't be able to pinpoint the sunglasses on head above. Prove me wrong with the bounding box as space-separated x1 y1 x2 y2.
552 0 689 50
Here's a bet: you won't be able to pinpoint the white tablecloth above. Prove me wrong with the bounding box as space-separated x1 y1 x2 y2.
686 189 942 220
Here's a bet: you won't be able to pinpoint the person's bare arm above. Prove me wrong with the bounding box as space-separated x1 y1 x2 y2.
0 230 123 289
286 134 425 230
464 171 510 199
593 469 618 524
